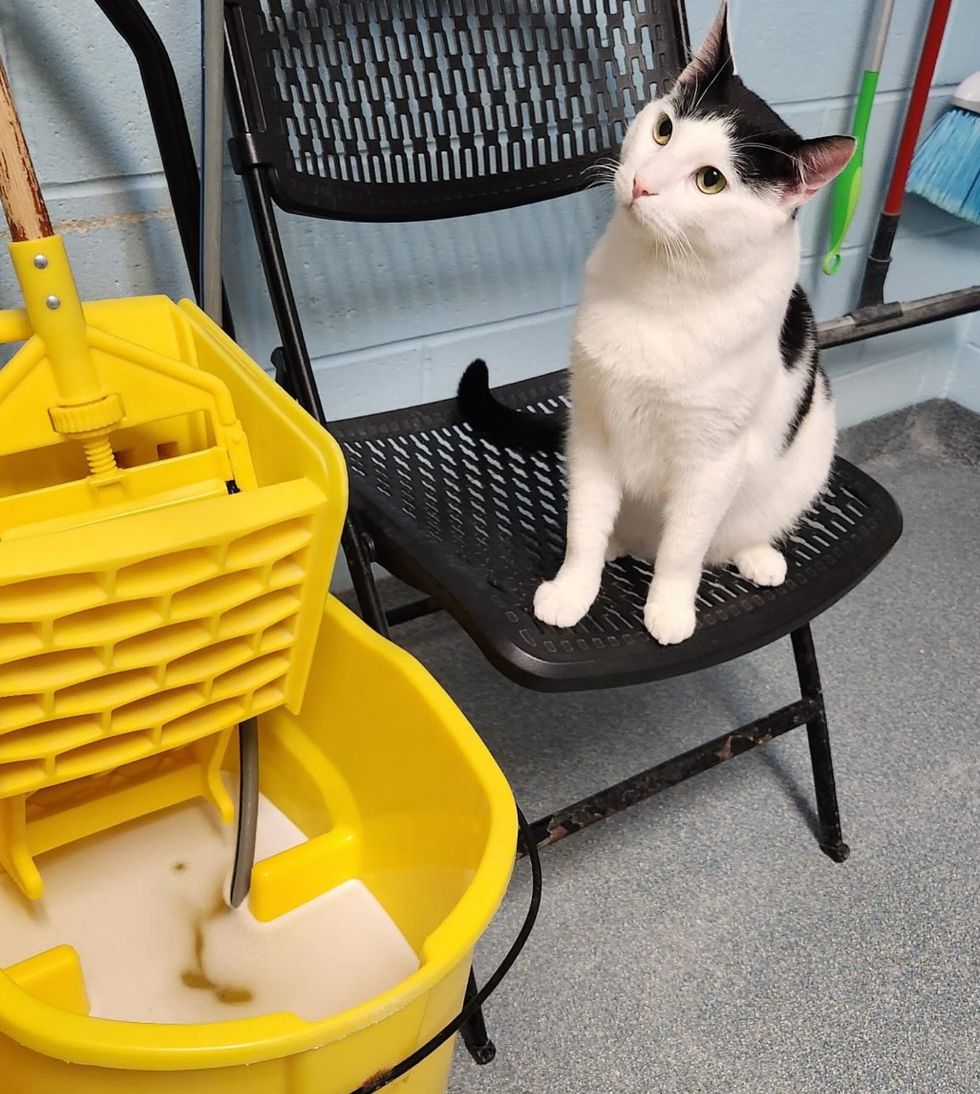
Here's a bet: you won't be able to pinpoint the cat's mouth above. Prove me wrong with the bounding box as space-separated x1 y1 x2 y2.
625 200 695 258
627 196 667 233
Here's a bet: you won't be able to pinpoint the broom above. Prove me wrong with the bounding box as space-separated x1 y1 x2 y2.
906 72 980 225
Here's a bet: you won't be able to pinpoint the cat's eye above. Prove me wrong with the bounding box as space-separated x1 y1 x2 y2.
696 166 727 194
653 114 673 145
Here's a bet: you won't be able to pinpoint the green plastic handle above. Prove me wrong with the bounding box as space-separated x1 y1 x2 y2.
823 68 879 275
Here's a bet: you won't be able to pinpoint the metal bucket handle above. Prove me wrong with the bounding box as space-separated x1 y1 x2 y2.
349 805 543 1094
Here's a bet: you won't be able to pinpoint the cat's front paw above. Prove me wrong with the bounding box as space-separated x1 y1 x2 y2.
534 575 597 628
644 595 697 645
734 544 787 587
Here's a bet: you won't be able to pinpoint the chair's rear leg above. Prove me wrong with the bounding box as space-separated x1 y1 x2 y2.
791 624 850 863
459 968 496 1064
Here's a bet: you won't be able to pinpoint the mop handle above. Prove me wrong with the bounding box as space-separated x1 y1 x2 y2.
0 54 119 452
0 57 53 242
821 0 897 276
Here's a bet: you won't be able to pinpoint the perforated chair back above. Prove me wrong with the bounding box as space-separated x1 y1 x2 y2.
225 0 690 221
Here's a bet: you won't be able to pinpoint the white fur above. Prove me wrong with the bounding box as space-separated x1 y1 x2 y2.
534 99 840 645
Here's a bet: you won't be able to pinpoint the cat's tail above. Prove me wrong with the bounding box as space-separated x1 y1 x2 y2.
456 359 565 452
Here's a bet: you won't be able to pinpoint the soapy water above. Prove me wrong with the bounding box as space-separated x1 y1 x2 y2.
180 884 255 1006
0 782 418 1024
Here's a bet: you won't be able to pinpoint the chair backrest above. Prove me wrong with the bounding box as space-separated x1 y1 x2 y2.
226 0 690 222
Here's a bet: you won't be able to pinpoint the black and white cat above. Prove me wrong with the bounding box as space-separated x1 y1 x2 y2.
460 1 854 646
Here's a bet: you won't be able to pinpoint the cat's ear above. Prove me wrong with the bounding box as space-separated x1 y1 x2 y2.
782 136 856 206
673 1 736 91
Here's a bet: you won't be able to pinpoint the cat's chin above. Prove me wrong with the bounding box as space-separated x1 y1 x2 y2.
620 200 660 234
621 204 679 248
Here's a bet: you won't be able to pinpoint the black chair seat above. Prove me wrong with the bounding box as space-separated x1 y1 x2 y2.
332 370 903 691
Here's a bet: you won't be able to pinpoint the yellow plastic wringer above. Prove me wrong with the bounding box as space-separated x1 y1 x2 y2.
0 51 515 1094
0 62 340 901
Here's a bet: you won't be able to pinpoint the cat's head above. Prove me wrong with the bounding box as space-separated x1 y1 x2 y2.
615 2 854 256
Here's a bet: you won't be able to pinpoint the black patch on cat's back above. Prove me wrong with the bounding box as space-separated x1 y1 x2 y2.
780 284 814 371
783 354 823 450
781 286 826 449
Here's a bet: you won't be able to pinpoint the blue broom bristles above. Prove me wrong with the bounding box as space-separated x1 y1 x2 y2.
907 107 980 226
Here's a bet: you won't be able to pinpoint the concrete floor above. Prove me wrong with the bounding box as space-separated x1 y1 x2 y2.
380 399 978 1093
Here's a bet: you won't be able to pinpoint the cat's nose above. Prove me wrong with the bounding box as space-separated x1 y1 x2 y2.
632 178 656 200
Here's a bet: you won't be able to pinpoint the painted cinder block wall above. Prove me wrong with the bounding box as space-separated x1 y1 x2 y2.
0 0 977 428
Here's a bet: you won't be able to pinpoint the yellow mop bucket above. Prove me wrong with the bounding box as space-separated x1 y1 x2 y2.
0 596 519 1094
0 50 526 1094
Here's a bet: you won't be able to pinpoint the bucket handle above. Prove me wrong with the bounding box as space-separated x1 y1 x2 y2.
350 805 542 1094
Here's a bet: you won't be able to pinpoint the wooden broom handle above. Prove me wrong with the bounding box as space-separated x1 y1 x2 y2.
0 54 52 242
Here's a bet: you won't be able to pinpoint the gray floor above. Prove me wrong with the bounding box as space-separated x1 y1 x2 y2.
382 399 979 1094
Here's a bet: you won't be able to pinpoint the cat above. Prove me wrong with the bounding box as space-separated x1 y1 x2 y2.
457 1 854 646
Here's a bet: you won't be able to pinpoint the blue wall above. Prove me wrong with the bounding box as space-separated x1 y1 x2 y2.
1 0 978 430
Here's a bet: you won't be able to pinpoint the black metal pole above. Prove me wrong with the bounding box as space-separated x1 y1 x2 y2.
93 0 235 336
820 285 980 350
384 596 442 627
856 213 901 312
520 697 819 854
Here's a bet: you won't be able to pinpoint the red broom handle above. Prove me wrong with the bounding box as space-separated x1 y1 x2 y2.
883 0 953 215
858 0 953 308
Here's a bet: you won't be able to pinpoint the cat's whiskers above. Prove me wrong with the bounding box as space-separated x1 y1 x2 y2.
646 210 702 279
689 51 734 116
583 156 621 190
677 64 700 118
737 141 799 164
667 219 709 281
670 231 707 282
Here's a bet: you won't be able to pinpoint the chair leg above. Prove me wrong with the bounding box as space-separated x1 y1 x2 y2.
341 516 391 636
790 624 850 863
459 968 496 1065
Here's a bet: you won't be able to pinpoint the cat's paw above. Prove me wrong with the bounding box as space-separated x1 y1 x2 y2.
644 595 697 645
734 545 787 587
534 575 597 628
